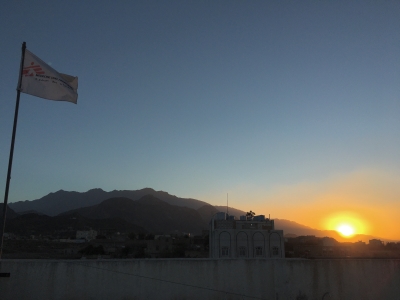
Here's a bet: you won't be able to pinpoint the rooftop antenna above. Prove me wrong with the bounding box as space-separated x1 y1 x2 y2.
226 193 229 216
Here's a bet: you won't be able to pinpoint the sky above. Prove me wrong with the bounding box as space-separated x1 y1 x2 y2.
1 1 399 240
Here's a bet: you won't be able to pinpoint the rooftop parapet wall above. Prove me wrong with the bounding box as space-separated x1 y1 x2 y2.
213 219 275 230
1 259 400 300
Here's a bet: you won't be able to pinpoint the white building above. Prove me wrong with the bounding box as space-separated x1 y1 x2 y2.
209 212 285 258
76 229 98 241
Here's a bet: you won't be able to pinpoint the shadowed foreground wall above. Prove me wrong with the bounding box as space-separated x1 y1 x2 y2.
0 259 399 299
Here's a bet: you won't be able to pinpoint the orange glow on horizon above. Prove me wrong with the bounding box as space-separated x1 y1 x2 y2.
322 211 368 237
209 169 400 241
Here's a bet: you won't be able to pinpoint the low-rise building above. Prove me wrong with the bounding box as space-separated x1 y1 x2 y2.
369 239 384 248
209 212 285 258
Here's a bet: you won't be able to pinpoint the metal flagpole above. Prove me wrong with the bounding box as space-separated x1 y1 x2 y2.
0 41 26 259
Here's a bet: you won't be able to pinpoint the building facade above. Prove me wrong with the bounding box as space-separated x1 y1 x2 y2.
209 213 284 258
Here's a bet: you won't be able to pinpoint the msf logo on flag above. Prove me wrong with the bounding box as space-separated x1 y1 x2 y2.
22 62 45 77
20 49 78 104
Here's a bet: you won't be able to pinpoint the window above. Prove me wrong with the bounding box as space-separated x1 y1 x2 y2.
221 246 229 257
239 246 246 257
272 246 279 256
255 246 263 256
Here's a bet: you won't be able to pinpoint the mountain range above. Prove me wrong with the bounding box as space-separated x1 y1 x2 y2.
60 195 208 234
9 188 208 216
6 188 397 242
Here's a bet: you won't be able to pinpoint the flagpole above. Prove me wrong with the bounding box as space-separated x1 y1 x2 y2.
0 42 26 259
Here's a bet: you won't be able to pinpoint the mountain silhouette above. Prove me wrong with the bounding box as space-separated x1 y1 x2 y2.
60 195 208 234
9 188 209 216
7 188 397 242
214 206 246 219
197 204 220 224
0 204 19 220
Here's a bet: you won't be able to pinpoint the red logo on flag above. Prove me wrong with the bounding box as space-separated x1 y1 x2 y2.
23 62 45 77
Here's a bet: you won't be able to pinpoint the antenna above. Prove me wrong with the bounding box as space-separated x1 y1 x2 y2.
226 193 228 215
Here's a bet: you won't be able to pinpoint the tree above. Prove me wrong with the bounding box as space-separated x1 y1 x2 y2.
246 210 255 220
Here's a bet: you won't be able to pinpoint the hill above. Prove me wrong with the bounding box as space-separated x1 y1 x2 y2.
61 195 208 235
214 206 246 219
0 204 19 220
9 188 209 216
197 205 219 224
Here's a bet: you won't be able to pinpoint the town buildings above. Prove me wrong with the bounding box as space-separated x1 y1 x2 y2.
76 229 98 241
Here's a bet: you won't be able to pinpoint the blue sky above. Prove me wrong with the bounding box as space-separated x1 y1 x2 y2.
1 1 399 237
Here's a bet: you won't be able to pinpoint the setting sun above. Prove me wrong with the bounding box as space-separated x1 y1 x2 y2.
336 224 355 237
322 211 368 239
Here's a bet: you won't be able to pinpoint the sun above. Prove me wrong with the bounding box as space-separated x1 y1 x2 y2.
323 211 368 239
336 224 355 237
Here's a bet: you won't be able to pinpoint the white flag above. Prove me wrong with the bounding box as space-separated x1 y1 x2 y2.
20 49 78 104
